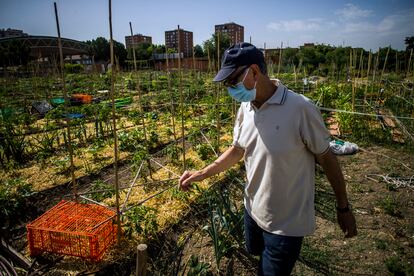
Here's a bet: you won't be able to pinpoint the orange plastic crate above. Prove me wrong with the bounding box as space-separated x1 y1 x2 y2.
71 94 92 104
27 200 117 261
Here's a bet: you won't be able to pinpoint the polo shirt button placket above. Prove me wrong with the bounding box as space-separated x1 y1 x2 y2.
259 113 264 123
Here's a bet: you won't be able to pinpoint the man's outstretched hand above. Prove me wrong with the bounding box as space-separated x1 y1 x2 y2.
337 211 357 238
179 170 206 191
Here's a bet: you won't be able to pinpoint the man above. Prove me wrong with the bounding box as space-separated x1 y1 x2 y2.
179 42 357 275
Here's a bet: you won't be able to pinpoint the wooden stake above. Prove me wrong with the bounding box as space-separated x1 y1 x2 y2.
293 64 297 85
192 44 196 73
108 0 121 242
395 50 398 73
54 2 77 198
216 33 221 155
357 49 363 79
372 48 380 83
207 47 211 74
364 50 372 103
277 42 283 76
380 46 390 82
136 244 148 276
129 22 137 72
178 25 186 170
217 32 220 72
129 22 152 179
166 48 177 141
407 48 413 78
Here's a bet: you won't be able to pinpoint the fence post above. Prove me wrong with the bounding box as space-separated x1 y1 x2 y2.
136 244 148 276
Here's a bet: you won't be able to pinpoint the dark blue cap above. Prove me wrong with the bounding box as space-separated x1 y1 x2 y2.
213 42 264 82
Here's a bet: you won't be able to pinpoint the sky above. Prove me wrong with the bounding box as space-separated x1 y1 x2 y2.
1 0 413 50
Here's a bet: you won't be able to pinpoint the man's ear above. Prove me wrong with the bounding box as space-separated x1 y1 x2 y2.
250 64 261 80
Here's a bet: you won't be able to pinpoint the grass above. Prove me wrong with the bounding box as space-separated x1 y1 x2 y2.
378 195 404 218
385 256 414 276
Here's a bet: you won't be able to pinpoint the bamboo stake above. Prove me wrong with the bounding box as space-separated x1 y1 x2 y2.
380 46 390 82
372 48 380 83
129 22 137 72
207 47 211 74
395 50 398 74
216 32 221 155
354 48 357 73
352 80 355 111
166 48 177 141
352 49 363 111
407 48 413 78
192 44 196 73
122 161 143 212
358 49 363 79
370 48 380 104
217 32 220 72
178 25 186 170
277 42 283 76
364 50 372 103
293 64 297 85
54 2 77 198
108 0 121 242
129 22 152 179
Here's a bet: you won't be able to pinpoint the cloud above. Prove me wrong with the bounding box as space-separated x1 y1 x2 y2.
335 3 372 20
342 9 414 35
264 5 414 50
267 18 323 32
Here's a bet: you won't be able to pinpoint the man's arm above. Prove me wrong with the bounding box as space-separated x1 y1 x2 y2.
315 149 357 238
179 145 245 191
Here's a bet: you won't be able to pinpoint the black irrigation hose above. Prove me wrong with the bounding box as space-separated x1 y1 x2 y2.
0 255 18 276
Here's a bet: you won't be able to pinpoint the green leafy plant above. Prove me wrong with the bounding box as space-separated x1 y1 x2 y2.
169 187 190 202
196 144 214 161
123 205 158 238
385 256 414 276
0 178 33 228
51 156 71 174
203 199 233 271
379 196 403 218
89 180 115 201
132 144 148 169
165 144 181 164
187 255 212 276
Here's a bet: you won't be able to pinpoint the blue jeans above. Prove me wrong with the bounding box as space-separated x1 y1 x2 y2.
244 209 303 276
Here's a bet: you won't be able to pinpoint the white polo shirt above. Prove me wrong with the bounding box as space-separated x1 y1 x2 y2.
233 80 330 236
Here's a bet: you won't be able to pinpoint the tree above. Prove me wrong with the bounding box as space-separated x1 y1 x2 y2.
113 40 127 66
0 39 31 67
297 46 325 73
127 42 152 60
405 36 414 51
282 47 299 66
152 44 166 55
85 37 127 66
85 37 110 62
193 44 204 57
203 33 232 62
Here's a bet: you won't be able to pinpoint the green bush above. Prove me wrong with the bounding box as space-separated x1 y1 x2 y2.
64 63 84 74
0 178 33 227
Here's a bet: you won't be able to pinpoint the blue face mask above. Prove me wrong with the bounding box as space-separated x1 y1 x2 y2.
227 68 257 102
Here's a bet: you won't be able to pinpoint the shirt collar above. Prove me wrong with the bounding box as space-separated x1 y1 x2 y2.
248 79 287 111
266 79 287 105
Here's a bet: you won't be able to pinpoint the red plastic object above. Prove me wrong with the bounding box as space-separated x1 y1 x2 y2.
27 200 117 261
